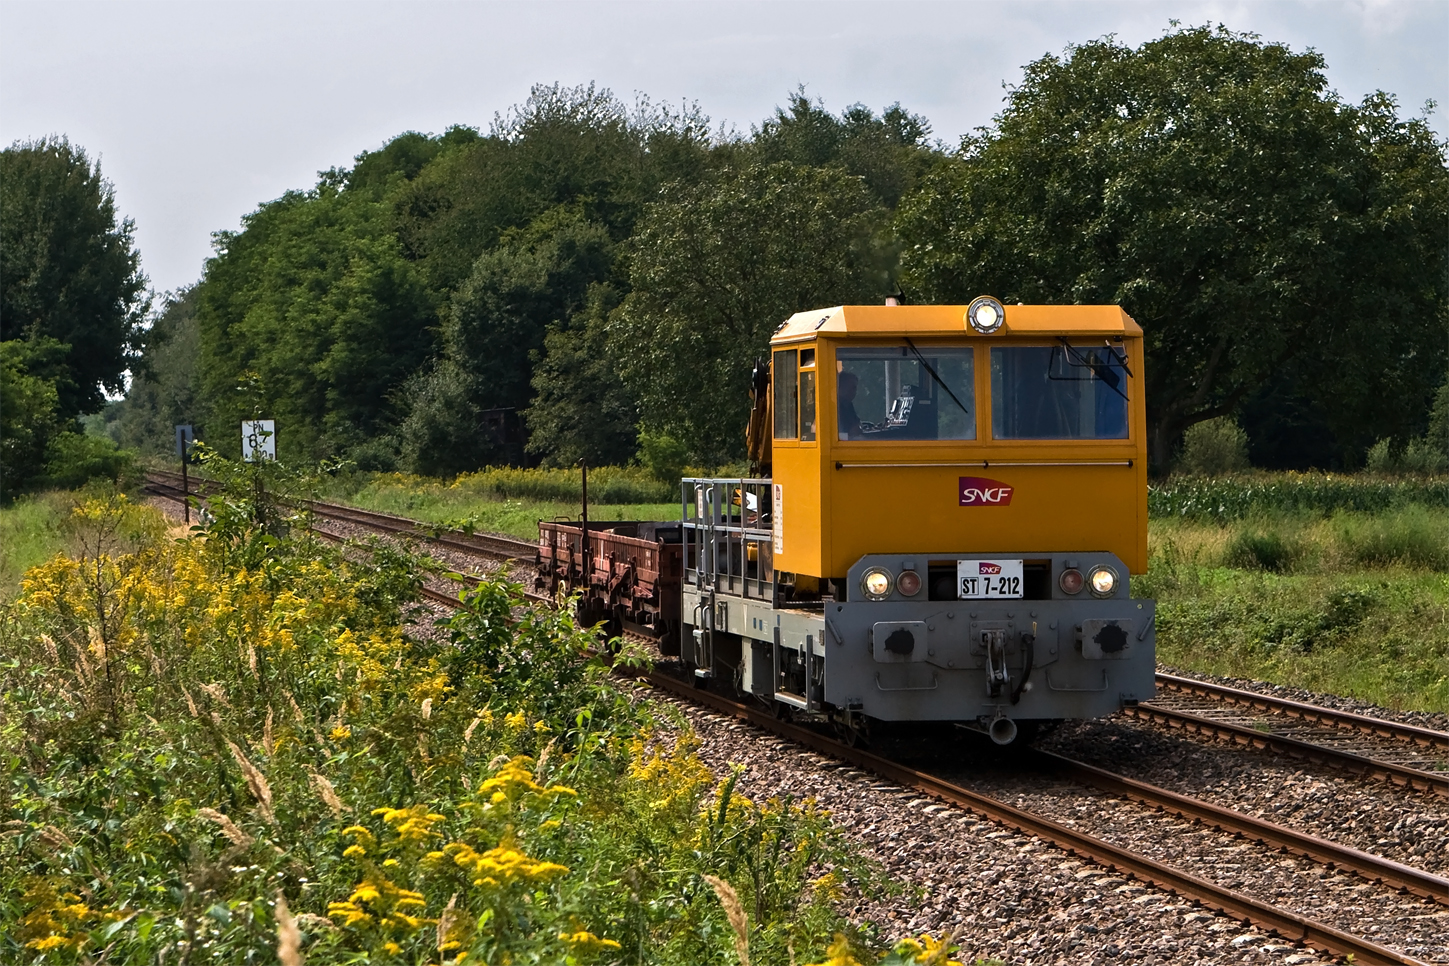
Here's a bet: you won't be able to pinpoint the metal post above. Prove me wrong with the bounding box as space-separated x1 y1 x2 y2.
181 452 190 524
579 459 589 589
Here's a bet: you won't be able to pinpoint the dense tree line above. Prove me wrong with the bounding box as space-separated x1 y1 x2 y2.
12 26 1447 488
1 137 148 498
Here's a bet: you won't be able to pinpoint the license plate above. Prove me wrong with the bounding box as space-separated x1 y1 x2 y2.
957 559 1024 599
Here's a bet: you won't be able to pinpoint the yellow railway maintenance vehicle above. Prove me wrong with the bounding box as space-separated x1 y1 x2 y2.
681 299 1155 744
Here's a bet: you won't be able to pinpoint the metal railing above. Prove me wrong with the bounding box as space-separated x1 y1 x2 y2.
681 478 774 602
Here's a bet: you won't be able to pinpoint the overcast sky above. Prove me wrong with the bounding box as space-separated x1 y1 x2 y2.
3 0 1445 295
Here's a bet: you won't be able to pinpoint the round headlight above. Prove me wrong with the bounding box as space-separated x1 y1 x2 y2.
897 570 922 597
966 295 1006 334
1089 566 1118 597
1059 568 1084 595
861 568 893 600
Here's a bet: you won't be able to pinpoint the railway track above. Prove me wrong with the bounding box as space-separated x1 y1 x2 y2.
141 470 1445 964
1132 676 1449 797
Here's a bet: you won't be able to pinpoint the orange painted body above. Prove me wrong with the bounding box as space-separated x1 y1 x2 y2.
769 304 1149 580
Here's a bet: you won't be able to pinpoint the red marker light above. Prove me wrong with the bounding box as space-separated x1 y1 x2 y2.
1059 568 1084 595
897 570 922 597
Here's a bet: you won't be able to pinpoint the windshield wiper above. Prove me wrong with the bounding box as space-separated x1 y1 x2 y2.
1054 338 1130 403
904 338 970 415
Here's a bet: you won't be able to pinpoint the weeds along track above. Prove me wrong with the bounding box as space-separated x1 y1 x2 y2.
1134 675 1449 797
142 472 1447 964
143 471 547 608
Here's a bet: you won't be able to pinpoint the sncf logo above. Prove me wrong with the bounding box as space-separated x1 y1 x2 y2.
978 562 1002 575
958 477 1014 507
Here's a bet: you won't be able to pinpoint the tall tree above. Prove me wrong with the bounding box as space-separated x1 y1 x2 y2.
612 161 888 461
524 283 639 467
196 185 436 461
1 136 149 418
896 27 1449 470
397 205 616 473
753 90 939 207
112 287 205 456
391 84 713 294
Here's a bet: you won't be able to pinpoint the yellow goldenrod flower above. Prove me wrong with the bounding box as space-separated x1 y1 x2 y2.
559 930 623 951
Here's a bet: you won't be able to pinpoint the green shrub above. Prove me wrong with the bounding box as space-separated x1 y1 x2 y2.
1400 437 1448 474
1176 417 1249 475
1332 505 1449 570
1366 436 1447 474
1224 528 1297 571
42 431 139 489
1365 437 1395 472
637 431 690 486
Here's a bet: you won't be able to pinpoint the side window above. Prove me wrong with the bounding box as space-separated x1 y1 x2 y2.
800 370 816 441
990 345 1129 439
773 349 798 440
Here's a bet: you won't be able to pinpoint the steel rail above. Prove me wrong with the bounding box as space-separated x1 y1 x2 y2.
636 671 1425 966
1031 748 1449 905
302 501 536 561
1152 673 1449 750
1124 703 1449 797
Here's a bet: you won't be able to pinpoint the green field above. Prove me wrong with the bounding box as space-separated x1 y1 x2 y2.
1137 506 1449 712
326 470 681 540
0 493 69 599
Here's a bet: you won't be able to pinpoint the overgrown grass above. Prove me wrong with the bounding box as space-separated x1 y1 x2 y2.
0 492 71 599
0 482 969 965
1137 506 1449 712
325 472 679 540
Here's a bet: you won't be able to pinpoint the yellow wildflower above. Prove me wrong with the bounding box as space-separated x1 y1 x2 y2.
805 934 865 966
559 930 623 951
372 804 446 843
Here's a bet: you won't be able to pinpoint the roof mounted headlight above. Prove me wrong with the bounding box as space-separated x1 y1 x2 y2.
861 568 893 600
1088 566 1118 598
966 295 1006 334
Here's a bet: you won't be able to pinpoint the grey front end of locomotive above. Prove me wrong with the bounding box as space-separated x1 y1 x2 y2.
723 551 1156 738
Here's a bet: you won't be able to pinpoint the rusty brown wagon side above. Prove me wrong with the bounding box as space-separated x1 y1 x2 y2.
536 520 683 654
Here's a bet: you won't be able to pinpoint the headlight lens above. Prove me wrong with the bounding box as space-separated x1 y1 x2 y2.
897 570 922 597
862 568 893 600
1089 566 1118 597
966 295 1006 334
1059 568 1084 595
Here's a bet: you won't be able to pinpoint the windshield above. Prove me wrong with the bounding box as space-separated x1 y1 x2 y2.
836 345 975 441
991 344 1129 440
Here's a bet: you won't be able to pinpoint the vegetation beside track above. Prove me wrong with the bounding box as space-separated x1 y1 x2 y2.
321 469 684 541
0 475 985 965
0 492 70 600
1137 497 1449 713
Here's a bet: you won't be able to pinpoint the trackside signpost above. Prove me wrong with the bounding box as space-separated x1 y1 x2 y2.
242 420 276 462
175 424 195 523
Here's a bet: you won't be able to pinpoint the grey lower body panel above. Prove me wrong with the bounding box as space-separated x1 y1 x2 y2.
683 588 1155 721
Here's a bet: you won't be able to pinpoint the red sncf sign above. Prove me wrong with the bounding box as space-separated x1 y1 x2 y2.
959 477 1014 507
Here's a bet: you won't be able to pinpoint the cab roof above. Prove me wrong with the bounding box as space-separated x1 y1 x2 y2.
772 304 1142 343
